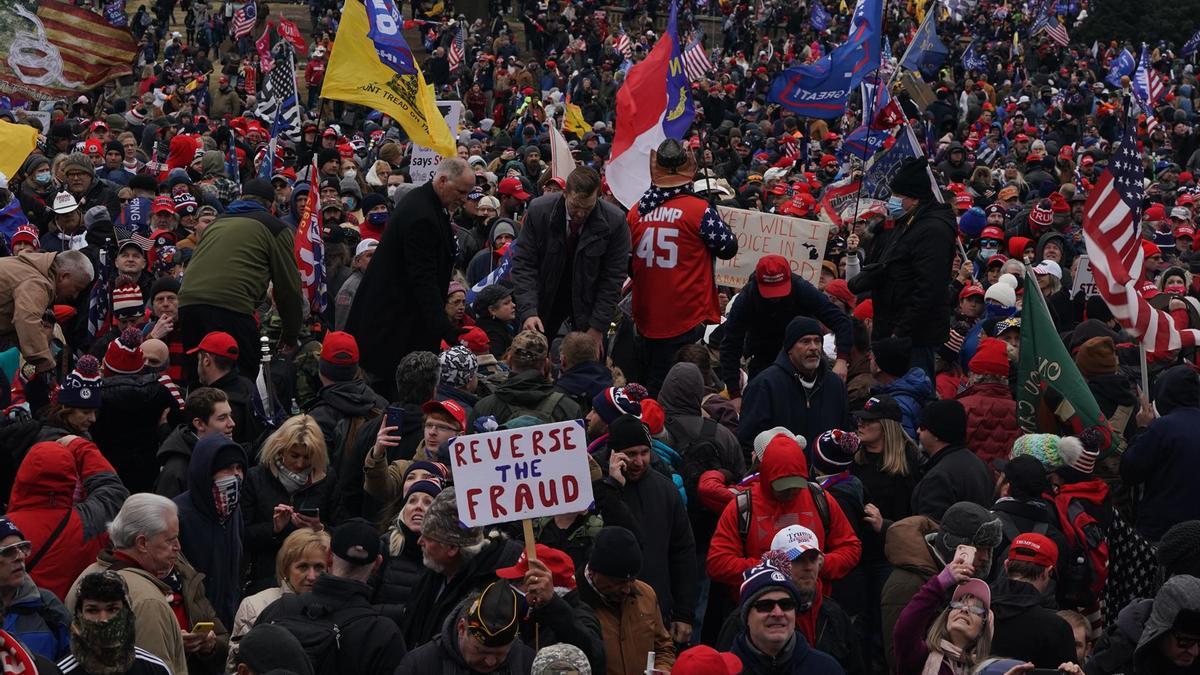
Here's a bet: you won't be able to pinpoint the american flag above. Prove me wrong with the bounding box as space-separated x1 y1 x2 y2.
1031 0 1069 47
255 50 301 142
615 27 632 59
1082 109 1200 353
1133 45 1165 111
295 159 327 315
231 1 258 39
86 255 111 338
449 23 466 71
682 37 713 82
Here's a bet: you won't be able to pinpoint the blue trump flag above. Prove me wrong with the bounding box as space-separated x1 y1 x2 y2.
769 0 882 118
900 11 948 78
365 0 419 76
1105 49 1135 87
1185 29 1200 57
862 124 924 199
961 40 987 72
811 3 830 31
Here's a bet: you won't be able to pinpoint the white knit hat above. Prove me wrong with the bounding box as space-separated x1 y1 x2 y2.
984 282 1016 308
752 426 806 465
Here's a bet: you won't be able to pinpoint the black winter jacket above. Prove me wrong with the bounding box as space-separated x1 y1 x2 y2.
304 378 387 472
737 354 850 462
514 590 606 672
373 526 424 620
910 444 995 521
209 369 266 451
989 576 1078 668
395 603 533 675
155 425 196 499
90 373 180 492
241 464 343 593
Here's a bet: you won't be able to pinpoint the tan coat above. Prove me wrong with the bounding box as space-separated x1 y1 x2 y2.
0 252 56 371
67 551 230 675
588 580 674 675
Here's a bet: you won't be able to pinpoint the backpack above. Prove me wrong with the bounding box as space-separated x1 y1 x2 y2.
333 407 383 477
735 481 831 541
1052 480 1110 609
495 392 565 424
664 417 725 509
270 603 378 675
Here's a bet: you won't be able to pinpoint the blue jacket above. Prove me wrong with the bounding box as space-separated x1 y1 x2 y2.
1122 381 1200 541
874 367 935 439
731 629 846 674
2 576 69 661
173 434 246 627
738 352 849 462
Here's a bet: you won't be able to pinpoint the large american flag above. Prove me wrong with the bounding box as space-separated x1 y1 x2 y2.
1082 110 1200 352
449 23 466 71
295 159 327 316
255 50 301 142
1133 45 1165 111
231 1 258 39
1030 0 1068 47
615 27 632 59
682 36 713 82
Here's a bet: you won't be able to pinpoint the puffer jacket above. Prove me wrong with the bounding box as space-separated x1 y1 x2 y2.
2 575 70 661
956 381 1020 468
874 367 935 439
374 526 424 617
880 515 942 672
6 437 128 601
91 372 181 492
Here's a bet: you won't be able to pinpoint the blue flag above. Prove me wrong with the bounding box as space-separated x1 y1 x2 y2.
1105 48 1136 87
840 124 890 162
811 3 830 31
1185 30 1200 57
364 0 419 76
961 40 987 72
466 242 517 306
900 12 948 78
862 125 924 199
769 0 882 118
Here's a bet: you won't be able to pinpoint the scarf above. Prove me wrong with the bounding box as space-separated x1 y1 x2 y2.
69 609 136 675
275 460 311 495
921 639 968 675
211 475 241 522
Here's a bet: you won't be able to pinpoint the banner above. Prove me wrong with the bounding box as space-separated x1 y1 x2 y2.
451 420 594 528
0 120 39 179
714 207 830 288
1070 255 1098 297
408 100 463 184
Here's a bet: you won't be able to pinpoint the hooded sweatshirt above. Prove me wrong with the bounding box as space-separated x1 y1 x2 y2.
989 575 1077 667
1133 575 1200 673
658 362 745 478
173 434 246 627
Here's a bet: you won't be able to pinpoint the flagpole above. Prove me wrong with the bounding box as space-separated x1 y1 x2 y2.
1138 343 1149 400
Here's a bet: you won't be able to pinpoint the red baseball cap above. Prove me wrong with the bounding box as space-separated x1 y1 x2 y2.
959 284 985 301
458 326 490 354
955 193 974 209
755 255 792 299
421 399 467 432
186 331 239 358
1007 532 1059 568
320 331 359 365
498 177 532 200
152 196 176 215
979 225 1005 241
495 544 576 590
674 645 742 675
1177 226 1196 239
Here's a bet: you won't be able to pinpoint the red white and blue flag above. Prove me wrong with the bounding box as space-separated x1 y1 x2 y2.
683 35 713 82
607 0 695 208
232 1 258 39
1133 45 1165 111
295 160 327 315
449 23 466 71
1030 0 1069 47
615 27 633 60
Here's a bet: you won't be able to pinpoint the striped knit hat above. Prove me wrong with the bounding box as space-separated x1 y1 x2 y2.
110 279 144 318
103 328 146 375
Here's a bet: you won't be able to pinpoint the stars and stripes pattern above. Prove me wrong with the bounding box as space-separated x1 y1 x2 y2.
231 0 258 38
295 159 327 315
449 23 466 71
1031 0 1069 47
1082 110 1200 353
255 50 301 142
615 27 633 59
1133 45 1165 111
683 37 713 82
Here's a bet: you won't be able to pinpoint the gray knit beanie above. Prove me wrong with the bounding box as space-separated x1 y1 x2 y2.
420 487 484 549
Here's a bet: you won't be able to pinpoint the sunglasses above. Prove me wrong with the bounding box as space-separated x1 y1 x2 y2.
0 540 32 559
949 600 987 617
1174 632 1200 649
750 597 796 613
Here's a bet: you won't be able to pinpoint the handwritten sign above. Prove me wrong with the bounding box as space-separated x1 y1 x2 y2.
409 100 462 184
451 420 594 528
1071 255 1097 297
714 207 831 288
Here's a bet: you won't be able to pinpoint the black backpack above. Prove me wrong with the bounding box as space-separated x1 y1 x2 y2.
666 417 727 543
270 603 378 675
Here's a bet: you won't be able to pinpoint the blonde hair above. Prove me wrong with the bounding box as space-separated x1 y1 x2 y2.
275 527 330 587
855 418 913 477
924 595 991 669
259 414 329 479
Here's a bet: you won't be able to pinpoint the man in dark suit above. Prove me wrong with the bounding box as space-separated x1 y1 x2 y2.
346 158 476 399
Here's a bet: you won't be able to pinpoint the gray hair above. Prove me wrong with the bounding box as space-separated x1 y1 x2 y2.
53 250 95 285
108 493 177 549
434 157 470 181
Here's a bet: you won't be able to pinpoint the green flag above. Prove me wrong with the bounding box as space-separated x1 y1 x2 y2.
1016 270 1107 434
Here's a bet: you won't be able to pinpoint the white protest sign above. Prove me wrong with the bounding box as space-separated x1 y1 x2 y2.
451 420 594 528
409 100 463 185
1071 255 1098 297
714 207 831 288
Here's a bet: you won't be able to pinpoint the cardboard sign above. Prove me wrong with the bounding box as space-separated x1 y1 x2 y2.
1071 255 1097 297
409 100 463 184
451 420 594 528
714 207 831 288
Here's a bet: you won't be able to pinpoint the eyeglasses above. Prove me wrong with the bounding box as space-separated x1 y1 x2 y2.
0 540 32 559
1173 631 1200 650
949 601 987 617
750 597 796 613
424 422 460 434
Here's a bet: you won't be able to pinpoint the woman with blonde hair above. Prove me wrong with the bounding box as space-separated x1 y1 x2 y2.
894 554 994 674
376 477 444 616
227 528 330 670
241 415 342 593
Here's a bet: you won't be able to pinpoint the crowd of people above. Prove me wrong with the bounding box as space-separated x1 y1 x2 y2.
1 0 1200 673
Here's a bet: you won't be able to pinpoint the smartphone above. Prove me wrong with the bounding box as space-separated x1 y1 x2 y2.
955 544 977 568
191 621 214 634
384 404 405 431
298 507 320 519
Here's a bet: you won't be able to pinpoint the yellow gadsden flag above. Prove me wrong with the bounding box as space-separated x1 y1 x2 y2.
0 120 39 180
322 0 455 157
563 102 592 136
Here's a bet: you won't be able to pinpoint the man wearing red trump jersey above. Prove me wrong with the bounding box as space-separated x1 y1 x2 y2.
628 138 738 393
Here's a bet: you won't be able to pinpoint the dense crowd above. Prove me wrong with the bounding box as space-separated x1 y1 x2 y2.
1 0 1200 673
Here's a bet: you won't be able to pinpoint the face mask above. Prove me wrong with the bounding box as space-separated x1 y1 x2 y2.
71 609 136 675
35 171 51 185
980 246 999 259
368 211 388 226
1166 283 1188 294
343 169 357 179
211 474 241 521
886 195 909 219
387 186 399 199
343 197 357 211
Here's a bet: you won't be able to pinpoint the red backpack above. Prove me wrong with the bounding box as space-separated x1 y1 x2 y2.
1052 479 1110 609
